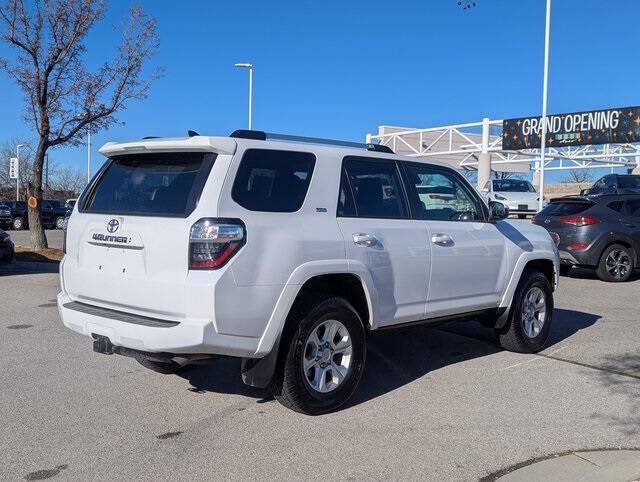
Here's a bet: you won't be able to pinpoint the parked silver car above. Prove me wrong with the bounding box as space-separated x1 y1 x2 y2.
482 179 547 219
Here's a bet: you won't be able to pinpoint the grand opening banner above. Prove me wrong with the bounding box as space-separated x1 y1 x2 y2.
502 106 640 150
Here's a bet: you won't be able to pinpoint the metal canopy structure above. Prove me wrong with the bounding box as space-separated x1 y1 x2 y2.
366 119 640 175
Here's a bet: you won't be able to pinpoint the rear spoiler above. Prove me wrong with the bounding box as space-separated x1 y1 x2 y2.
99 136 237 157
549 196 595 204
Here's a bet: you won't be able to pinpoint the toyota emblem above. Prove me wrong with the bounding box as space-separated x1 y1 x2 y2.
107 219 120 233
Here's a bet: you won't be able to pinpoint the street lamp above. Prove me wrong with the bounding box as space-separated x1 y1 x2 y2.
16 144 23 201
87 124 91 184
538 0 551 212
234 63 253 130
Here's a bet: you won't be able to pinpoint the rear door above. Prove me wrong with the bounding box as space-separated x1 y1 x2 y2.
336 156 430 326
64 151 216 317
621 198 640 248
400 162 507 317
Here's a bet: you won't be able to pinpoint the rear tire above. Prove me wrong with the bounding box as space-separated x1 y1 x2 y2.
271 297 366 415
55 216 65 230
559 264 572 275
497 270 553 353
596 244 634 282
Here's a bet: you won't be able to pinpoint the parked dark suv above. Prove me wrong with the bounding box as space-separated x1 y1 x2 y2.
4 200 28 230
4 199 70 230
583 174 640 196
533 194 640 282
42 199 70 229
0 203 12 229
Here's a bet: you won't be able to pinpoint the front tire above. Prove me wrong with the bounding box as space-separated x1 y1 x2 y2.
498 270 553 353
271 297 366 415
596 244 634 282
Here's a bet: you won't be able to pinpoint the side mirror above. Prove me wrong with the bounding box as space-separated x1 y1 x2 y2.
489 201 509 221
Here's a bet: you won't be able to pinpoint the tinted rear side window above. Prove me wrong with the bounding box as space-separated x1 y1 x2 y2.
342 157 408 219
83 152 215 217
539 201 591 216
232 149 316 212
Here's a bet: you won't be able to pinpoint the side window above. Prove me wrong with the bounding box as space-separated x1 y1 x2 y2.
623 200 640 218
607 201 624 213
593 177 606 192
402 163 483 221
232 149 315 212
337 169 356 217
342 157 407 219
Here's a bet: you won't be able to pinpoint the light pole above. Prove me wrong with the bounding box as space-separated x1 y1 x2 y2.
234 63 253 130
87 124 91 183
538 0 551 212
16 144 23 201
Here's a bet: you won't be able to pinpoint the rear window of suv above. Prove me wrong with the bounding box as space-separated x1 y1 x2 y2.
538 201 592 216
232 149 316 212
82 152 215 217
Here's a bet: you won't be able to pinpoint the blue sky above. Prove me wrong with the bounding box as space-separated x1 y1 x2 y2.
1 0 639 181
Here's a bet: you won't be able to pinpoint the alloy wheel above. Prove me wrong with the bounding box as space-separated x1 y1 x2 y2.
605 249 631 280
521 286 546 338
302 319 352 393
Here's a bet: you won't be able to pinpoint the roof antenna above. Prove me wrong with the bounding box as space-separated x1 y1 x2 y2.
188 130 199 137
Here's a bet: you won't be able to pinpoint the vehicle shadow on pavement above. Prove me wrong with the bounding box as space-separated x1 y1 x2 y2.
180 358 268 400
178 308 601 409
348 308 600 409
0 260 59 277
563 266 640 282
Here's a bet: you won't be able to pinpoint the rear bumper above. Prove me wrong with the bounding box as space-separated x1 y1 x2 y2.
558 245 601 267
57 291 260 358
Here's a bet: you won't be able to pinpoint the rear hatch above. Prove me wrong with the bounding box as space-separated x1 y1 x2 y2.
532 197 596 247
64 151 217 318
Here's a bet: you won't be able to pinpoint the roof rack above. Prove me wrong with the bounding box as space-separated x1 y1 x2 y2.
229 129 393 154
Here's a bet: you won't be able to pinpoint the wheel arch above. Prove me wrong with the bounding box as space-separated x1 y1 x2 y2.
597 238 637 266
496 253 558 330
242 267 374 389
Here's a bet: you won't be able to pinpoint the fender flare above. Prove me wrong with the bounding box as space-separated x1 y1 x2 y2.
242 260 376 388
495 252 559 329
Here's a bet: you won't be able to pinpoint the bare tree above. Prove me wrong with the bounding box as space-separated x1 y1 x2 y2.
563 169 593 184
0 0 161 248
493 171 523 180
49 164 85 196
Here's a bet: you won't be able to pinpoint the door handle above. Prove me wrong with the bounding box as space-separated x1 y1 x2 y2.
432 233 453 246
352 233 378 247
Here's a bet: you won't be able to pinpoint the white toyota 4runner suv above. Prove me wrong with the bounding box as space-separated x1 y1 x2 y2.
58 130 559 414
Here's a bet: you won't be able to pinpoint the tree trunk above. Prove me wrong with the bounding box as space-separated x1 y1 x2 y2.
28 137 48 249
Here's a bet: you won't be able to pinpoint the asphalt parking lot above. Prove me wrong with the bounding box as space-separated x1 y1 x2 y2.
1 260 639 480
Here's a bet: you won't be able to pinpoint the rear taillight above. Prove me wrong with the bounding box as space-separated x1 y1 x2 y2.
567 242 589 251
548 231 560 246
189 218 245 270
559 215 599 227
531 216 540 225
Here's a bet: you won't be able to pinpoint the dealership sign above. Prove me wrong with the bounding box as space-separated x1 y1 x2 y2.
502 106 640 150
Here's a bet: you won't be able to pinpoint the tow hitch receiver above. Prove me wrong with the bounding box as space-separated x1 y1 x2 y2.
92 334 114 355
